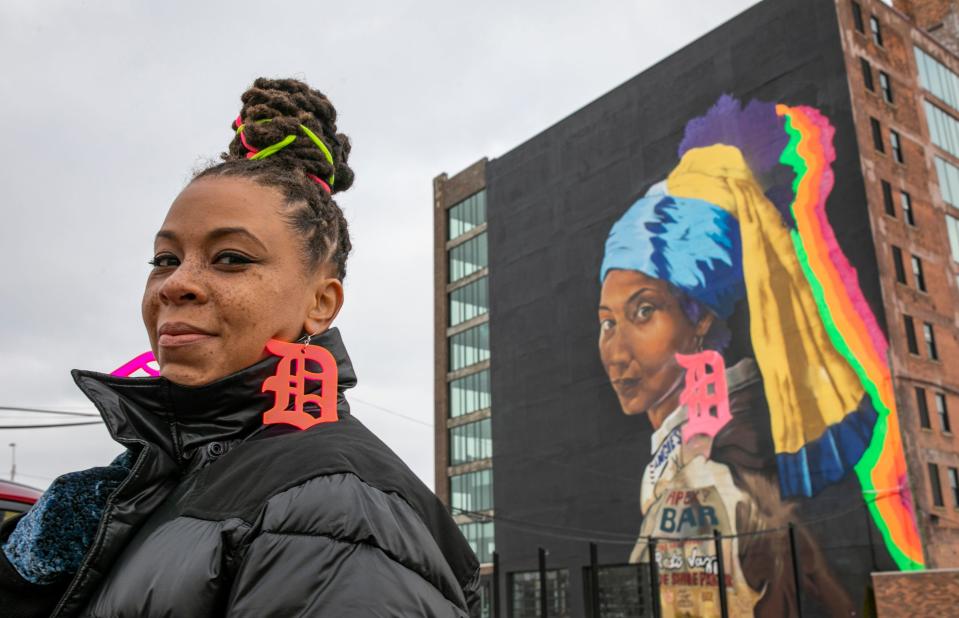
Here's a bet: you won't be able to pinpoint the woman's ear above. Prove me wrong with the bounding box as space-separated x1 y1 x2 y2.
695 312 716 338
303 275 344 336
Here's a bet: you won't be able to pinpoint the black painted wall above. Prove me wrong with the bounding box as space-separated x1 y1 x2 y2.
484 0 887 615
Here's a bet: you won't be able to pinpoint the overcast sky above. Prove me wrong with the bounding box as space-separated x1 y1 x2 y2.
0 0 760 490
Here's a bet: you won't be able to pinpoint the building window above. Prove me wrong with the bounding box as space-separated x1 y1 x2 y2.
450 369 491 417
882 180 895 216
936 158 959 208
458 521 494 565
870 15 883 47
450 277 489 327
871 117 884 152
892 246 907 283
510 570 570 618
917 387 932 429
451 468 493 513
924 322 938 360
937 393 951 433
450 418 492 465
904 315 919 354
448 190 487 240
861 58 875 91
950 468 959 506
449 323 490 371
901 191 915 226
852 1 865 33
930 463 945 507
924 101 959 159
911 255 926 292
915 47 959 111
947 215 959 263
890 130 904 163
879 71 894 103
449 232 488 283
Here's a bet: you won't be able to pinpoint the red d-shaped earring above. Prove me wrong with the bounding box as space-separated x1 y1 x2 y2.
260 337 339 430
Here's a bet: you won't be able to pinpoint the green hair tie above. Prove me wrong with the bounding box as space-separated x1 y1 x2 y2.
298 124 335 187
248 134 297 160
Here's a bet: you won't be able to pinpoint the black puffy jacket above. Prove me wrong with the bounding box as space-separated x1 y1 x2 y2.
1 328 479 617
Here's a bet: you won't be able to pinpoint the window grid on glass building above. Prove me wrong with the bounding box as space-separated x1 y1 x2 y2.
936 158 959 208
449 232 488 283
449 277 489 327
450 418 492 466
924 101 959 158
448 191 487 240
458 521 494 565
510 570 571 618
915 47 959 111
444 185 494 568
451 468 493 513
449 323 490 372
450 369 491 418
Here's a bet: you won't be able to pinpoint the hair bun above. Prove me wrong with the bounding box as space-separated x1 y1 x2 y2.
226 77 354 194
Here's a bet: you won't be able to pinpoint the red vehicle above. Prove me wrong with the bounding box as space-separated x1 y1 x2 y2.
0 479 42 522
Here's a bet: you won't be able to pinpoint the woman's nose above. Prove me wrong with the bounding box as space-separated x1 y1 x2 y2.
601 328 631 371
158 261 208 305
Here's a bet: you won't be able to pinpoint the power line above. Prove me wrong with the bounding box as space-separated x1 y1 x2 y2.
0 420 103 430
350 397 433 428
0 405 99 418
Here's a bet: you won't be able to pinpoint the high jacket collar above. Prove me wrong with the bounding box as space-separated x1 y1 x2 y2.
72 328 356 469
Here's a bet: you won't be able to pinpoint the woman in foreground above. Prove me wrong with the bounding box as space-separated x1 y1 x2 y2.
0 78 479 617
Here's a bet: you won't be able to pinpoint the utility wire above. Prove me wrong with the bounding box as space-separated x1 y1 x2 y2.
350 397 433 427
0 405 99 418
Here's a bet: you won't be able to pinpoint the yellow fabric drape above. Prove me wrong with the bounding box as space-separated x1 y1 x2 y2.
666 144 863 455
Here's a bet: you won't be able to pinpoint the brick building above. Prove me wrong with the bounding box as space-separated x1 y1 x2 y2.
434 1 959 615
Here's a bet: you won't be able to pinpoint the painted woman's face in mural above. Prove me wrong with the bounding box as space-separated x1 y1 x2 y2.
598 269 712 426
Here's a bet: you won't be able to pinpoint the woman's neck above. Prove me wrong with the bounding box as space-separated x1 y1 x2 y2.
647 381 684 431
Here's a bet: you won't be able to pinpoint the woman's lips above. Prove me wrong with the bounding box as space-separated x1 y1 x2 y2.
612 377 642 397
157 322 215 348
158 332 214 347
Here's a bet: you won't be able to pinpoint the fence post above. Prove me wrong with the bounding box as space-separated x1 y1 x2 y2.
647 537 661 618
589 542 600 618
538 547 549 618
788 523 804 618
712 530 729 618
493 551 501 618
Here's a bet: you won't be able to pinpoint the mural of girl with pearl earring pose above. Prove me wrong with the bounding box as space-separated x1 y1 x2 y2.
597 96 924 617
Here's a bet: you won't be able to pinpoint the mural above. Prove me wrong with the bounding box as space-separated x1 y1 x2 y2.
596 96 923 617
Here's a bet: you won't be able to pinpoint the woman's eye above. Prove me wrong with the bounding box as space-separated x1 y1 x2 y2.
214 252 253 266
149 254 179 268
600 319 615 333
634 303 655 322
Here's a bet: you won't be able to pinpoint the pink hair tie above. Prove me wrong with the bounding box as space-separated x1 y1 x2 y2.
235 114 260 158
307 174 332 194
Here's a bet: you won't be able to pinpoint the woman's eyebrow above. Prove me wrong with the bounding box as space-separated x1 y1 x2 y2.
626 288 654 305
205 227 268 251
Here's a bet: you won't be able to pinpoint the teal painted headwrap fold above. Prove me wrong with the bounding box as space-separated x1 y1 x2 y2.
599 187 745 319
